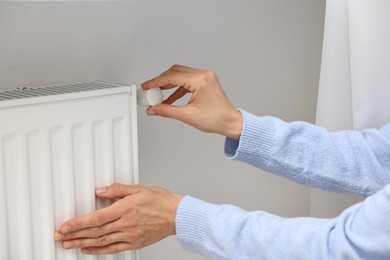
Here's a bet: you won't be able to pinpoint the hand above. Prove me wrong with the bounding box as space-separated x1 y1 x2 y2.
142 65 243 140
54 183 183 255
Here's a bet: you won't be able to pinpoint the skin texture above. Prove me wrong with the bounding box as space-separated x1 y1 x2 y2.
54 184 182 255
54 65 243 254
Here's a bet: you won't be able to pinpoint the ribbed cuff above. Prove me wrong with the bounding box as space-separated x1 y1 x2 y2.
176 196 215 253
224 109 275 164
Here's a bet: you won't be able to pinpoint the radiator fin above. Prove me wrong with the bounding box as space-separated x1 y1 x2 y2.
0 81 127 101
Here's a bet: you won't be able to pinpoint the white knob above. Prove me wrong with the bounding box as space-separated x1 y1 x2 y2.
137 87 164 107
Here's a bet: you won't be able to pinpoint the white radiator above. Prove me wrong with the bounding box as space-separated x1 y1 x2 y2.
0 81 140 260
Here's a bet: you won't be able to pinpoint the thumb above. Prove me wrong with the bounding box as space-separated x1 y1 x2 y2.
95 183 139 199
146 103 189 122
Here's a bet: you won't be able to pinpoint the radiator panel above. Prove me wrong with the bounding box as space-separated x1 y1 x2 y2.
0 82 139 260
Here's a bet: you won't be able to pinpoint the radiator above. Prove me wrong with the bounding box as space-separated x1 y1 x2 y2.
0 81 140 260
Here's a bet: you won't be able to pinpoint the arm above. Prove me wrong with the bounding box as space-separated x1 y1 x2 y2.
142 65 390 196
225 110 390 196
55 183 390 259
54 65 390 257
176 184 390 260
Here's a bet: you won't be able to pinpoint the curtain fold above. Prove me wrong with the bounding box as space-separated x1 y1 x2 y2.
311 0 390 217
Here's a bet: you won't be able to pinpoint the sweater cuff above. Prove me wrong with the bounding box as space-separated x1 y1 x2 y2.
224 109 274 164
176 195 215 254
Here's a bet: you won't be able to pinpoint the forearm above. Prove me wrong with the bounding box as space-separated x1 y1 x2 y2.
176 196 331 260
176 185 390 259
225 110 390 196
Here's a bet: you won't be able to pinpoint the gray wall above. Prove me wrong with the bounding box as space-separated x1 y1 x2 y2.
0 1 325 259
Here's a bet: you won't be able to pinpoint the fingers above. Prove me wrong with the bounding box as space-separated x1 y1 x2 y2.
146 103 191 123
57 184 142 235
141 65 213 122
56 184 138 238
142 64 205 91
163 87 190 105
55 219 118 241
81 242 135 255
65 240 138 255
168 64 200 73
54 184 183 255
62 232 143 254
61 232 124 250
58 203 121 235
95 183 141 199
142 70 194 92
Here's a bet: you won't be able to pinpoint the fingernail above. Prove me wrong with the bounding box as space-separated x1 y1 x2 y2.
54 232 64 241
61 225 71 233
82 249 91 254
147 108 157 116
96 186 107 194
63 241 73 249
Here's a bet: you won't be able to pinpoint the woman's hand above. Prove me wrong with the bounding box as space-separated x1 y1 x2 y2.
54 183 183 255
142 65 243 140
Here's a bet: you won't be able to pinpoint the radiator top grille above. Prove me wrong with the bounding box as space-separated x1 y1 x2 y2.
0 81 128 101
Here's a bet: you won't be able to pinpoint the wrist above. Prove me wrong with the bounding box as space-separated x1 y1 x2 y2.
221 110 243 140
171 194 184 235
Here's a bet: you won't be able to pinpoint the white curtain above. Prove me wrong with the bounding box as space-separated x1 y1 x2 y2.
311 0 390 217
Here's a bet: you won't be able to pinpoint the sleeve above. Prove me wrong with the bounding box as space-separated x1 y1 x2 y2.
176 184 390 260
225 110 390 196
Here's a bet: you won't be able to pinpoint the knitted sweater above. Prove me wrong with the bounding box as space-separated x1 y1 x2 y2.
175 110 390 259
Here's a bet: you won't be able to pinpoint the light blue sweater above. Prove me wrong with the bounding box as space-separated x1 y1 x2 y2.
175 110 390 259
